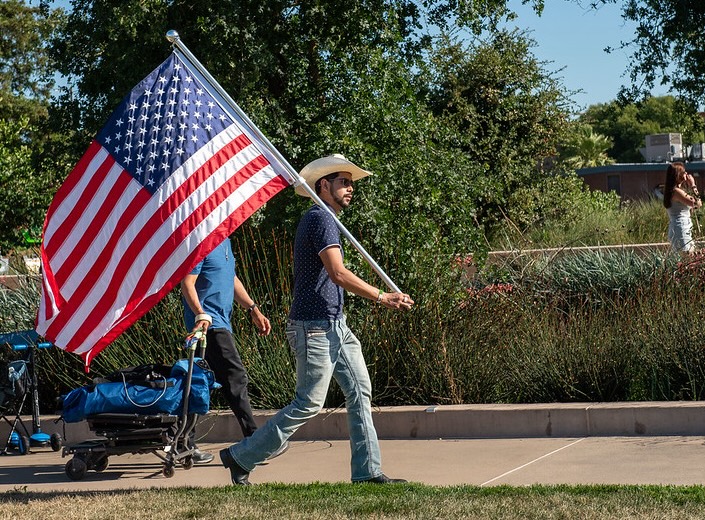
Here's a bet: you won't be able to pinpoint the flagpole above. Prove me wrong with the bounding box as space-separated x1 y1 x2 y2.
166 30 402 294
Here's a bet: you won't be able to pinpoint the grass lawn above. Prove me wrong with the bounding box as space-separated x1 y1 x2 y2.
4 483 705 519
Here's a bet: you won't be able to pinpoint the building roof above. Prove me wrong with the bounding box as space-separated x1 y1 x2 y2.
577 161 705 176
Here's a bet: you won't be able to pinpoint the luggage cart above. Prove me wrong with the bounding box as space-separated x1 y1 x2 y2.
60 330 214 480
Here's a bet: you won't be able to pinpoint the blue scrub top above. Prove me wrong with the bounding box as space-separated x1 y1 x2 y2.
183 239 235 331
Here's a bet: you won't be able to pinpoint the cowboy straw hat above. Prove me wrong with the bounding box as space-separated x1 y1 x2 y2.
295 154 372 197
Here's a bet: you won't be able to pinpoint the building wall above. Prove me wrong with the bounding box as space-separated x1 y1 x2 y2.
578 162 705 201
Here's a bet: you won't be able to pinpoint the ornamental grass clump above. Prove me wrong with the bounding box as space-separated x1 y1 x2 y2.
470 248 705 402
480 248 677 307
6 230 705 411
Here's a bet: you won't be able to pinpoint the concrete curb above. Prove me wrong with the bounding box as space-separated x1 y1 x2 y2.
6 402 705 444
196 402 705 441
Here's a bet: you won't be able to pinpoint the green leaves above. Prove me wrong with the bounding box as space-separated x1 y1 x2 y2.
559 124 615 169
40 1 568 265
0 117 46 250
610 0 705 104
579 95 704 163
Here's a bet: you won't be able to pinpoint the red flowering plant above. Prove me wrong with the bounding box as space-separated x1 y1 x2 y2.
673 249 705 287
466 282 514 298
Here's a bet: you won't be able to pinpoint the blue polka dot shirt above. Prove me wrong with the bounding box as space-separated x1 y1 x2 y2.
289 203 344 320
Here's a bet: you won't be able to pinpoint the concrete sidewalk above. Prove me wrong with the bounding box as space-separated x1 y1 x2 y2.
2 403 705 491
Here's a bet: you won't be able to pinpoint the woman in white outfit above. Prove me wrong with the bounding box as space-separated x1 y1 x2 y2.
663 161 702 255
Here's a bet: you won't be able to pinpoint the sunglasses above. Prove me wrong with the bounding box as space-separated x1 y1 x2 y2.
330 178 353 188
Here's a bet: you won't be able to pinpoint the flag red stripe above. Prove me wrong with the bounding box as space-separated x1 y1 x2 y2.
83 173 290 366
66 153 269 352
43 149 116 261
38 253 62 321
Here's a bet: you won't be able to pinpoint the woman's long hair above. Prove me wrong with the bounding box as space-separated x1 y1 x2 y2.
663 162 686 209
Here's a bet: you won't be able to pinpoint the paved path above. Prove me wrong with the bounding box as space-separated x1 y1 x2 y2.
3 435 705 491
3 403 705 491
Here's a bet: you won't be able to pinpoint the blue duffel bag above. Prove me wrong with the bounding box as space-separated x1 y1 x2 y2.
60 358 218 423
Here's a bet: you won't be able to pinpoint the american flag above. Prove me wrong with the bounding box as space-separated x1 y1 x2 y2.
36 52 291 368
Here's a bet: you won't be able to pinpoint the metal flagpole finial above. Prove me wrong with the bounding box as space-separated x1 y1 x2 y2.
166 30 180 43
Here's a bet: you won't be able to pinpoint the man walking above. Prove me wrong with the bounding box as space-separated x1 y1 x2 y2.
219 154 414 484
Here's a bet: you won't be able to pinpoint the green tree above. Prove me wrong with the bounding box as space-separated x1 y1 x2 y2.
498 171 620 247
0 118 46 250
48 0 543 147
47 2 547 265
0 0 62 124
595 1 705 104
0 0 66 250
559 123 614 169
424 30 572 231
579 95 703 162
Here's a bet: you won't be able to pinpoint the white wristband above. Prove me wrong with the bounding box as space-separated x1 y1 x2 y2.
194 313 212 325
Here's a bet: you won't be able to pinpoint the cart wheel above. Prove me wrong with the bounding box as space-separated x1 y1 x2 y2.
50 433 63 452
65 457 88 480
182 455 194 470
17 434 30 455
162 464 175 478
93 456 109 473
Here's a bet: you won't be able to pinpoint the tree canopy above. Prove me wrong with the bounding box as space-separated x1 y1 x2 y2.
579 95 704 162
36 0 563 270
424 30 571 231
0 0 66 250
598 0 705 105
558 124 614 170
0 0 62 124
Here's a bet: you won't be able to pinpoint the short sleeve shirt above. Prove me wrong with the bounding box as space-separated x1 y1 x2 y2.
182 239 235 331
289 204 344 320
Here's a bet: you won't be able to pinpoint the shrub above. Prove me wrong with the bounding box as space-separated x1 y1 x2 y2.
4 232 705 412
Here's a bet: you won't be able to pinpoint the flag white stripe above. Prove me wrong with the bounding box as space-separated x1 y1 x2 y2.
43 147 110 251
36 278 57 333
52 130 267 352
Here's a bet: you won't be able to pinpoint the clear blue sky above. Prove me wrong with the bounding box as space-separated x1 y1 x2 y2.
500 1 670 112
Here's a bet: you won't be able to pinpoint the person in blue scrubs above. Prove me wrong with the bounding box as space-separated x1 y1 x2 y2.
181 238 288 463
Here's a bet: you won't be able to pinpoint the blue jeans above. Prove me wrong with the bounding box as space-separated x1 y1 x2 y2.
225 317 383 481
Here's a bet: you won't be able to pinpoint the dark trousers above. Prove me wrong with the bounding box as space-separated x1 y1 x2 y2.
203 328 258 438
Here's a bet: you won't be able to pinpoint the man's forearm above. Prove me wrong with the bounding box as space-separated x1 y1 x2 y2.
180 279 204 314
329 267 379 301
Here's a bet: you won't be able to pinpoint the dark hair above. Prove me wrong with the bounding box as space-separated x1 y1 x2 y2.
663 162 686 209
315 172 339 195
